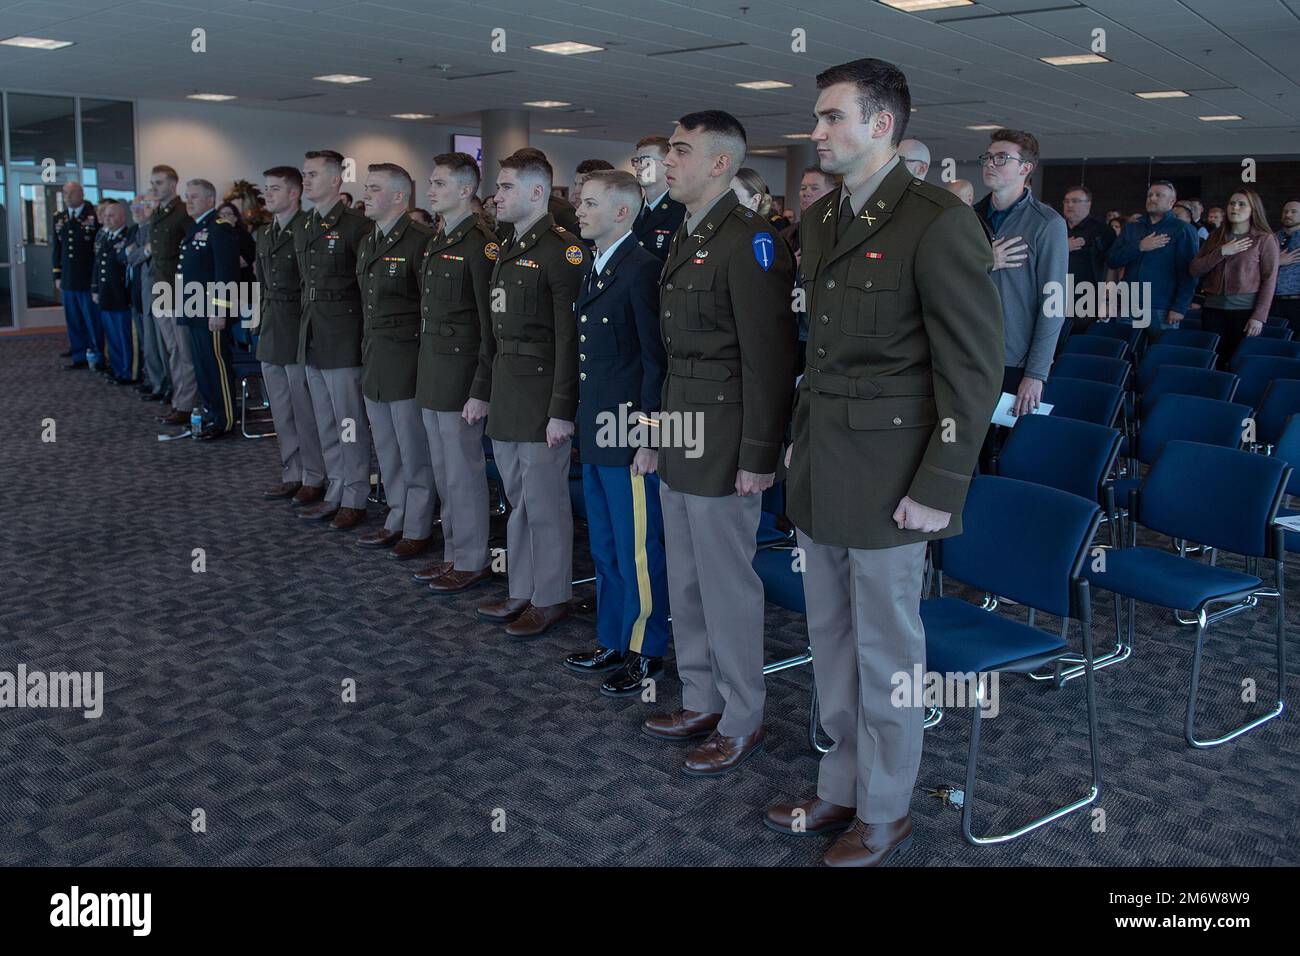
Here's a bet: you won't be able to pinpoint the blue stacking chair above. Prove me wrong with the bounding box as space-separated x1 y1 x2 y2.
1139 365 1238 419
1258 325 1294 340
1086 321 1146 354
1269 415 1300 554
232 347 274 440
1062 335 1127 360
1042 378 1123 428
1234 355 1300 409
751 545 822 751
1118 394 1249 503
1051 354 1129 389
1253 379 1300 451
1229 336 1300 371
1135 344 1217 393
1156 328 1219 352
924 476 1102 844
1088 441 1289 748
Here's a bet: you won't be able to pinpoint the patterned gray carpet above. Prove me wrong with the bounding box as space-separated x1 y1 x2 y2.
0 332 1295 866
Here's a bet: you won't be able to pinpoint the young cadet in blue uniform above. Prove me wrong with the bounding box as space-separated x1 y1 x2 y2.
52 180 102 370
177 178 241 440
630 135 687 261
90 200 137 384
564 170 670 697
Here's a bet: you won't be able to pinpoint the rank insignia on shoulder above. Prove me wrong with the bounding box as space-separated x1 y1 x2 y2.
484 242 499 261
751 232 774 272
565 244 584 265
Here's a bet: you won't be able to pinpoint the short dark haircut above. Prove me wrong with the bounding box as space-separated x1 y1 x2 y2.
575 158 615 176
340 192 352 202
1064 184 1092 201
989 128 1040 166
368 162 414 198
802 164 839 186
304 149 345 174
635 135 671 155
677 110 748 148
432 151 481 189
151 164 179 182
263 166 303 192
499 151 553 188
815 58 911 146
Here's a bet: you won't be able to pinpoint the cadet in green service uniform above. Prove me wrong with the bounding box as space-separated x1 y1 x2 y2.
354 163 437 558
412 152 498 594
764 60 1002 868
254 166 323 505
476 151 586 637
295 149 375 531
148 164 199 426
639 111 796 778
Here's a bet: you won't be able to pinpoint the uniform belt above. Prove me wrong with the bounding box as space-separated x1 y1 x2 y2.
497 339 552 359
666 356 739 381
307 288 361 302
265 291 301 303
805 367 932 399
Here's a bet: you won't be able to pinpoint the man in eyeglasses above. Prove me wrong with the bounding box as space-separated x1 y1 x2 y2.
973 129 1068 428
1106 180 1199 330
1062 184 1115 337
630 135 686 261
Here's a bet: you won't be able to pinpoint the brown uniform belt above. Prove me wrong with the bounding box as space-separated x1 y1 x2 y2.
497 339 553 359
667 356 739 381
805 367 932 399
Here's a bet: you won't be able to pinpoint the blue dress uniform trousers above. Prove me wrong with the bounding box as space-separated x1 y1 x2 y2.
582 462 670 657
63 290 102 367
187 323 236 432
101 309 136 380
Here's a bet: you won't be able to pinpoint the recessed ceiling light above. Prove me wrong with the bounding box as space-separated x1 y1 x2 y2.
878 0 973 11
1 36 74 50
736 80 793 91
1040 53 1109 66
531 41 603 55
966 124 1001 130
392 113 432 120
315 74 371 84
1135 90 1189 99
523 100 571 108
782 133 812 139
187 93 236 102
542 128 579 134
1199 114 1242 122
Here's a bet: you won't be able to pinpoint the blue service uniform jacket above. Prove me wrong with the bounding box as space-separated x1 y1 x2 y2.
576 235 667 467
177 212 243 327
91 228 132 312
52 202 99 291
632 194 686 262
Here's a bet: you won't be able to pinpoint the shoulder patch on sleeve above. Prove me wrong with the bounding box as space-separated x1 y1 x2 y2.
484 241 499 261
565 244 585 265
751 231 775 272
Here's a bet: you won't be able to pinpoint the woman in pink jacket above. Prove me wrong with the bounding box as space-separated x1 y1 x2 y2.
1191 189 1280 368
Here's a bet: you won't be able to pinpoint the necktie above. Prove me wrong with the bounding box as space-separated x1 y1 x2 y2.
836 193 855 242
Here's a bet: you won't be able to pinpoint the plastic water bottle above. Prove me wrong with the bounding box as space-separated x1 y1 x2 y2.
190 407 203 438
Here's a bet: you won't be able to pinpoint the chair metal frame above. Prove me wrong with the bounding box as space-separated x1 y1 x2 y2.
238 373 276 440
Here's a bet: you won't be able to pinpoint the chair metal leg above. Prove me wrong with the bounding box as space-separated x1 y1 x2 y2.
1028 602 1131 686
809 689 831 754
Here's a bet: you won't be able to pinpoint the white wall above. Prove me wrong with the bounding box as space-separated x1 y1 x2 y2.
135 98 787 207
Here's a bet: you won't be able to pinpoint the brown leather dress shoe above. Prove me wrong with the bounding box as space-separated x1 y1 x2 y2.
329 507 368 531
412 561 453 583
356 527 399 547
389 537 430 560
641 709 722 741
292 483 326 506
764 796 856 836
158 409 188 425
263 481 302 500
505 602 570 637
428 567 493 594
299 501 341 522
822 814 913 868
477 596 531 622
682 727 765 777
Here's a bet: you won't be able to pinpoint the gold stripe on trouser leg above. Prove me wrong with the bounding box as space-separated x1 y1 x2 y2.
627 468 653 654
130 320 139 380
211 329 234 432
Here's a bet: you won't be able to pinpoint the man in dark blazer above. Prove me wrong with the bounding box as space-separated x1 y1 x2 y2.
90 200 136 384
766 59 1003 867
295 149 375 531
564 169 670 698
254 166 323 505
639 111 796 777
52 180 101 369
354 164 437 558
630 135 686 261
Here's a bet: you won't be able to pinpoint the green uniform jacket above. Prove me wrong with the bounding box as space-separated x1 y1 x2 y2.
485 213 586 443
356 212 436 403
253 209 309 366
415 213 498 412
657 191 796 498
294 200 374 369
787 162 1004 550
148 196 193 286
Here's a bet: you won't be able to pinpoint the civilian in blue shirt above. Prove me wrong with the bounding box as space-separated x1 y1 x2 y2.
1107 180 1199 329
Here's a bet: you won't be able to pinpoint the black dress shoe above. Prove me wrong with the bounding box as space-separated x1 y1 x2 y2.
600 653 664 698
63 361 88 370
563 646 624 674
142 390 164 401
194 426 228 441
134 383 153 394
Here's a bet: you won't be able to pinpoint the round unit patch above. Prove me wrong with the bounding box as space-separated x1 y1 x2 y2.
565 245 584 265
484 242 499 261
